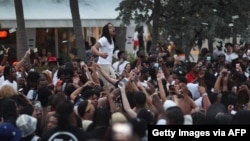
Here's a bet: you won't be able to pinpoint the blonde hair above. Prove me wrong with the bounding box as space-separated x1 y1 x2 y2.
42 70 52 84
0 85 18 99
111 112 127 124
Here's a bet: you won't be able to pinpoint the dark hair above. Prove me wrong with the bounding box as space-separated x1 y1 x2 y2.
165 106 184 125
87 107 111 131
0 98 18 125
77 101 88 118
117 50 125 59
134 91 146 106
225 42 233 48
137 108 154 125
27 71 40 83
56 100 74 130
61 68 74 78
129 118 147 137
81 88 100 100
191 111 206 125
90 37 96 46
186 62 197 73
49 94 67 111
37 87 52 107
101 23 115 45
63 84 76 99
231 110 250 124
3 65 15 80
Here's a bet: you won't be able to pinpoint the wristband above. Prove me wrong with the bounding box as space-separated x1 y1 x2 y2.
202 93 208 97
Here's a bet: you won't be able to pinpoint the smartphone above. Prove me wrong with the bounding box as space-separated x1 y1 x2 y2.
33 100 42 110
0 51 3 55
118 78 128 88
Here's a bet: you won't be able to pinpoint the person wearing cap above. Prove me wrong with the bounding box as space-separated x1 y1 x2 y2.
0 98 22 141
0 122 21 141
91 23 116 87
47 56 59 86
214 53 231 74
16 114 40 141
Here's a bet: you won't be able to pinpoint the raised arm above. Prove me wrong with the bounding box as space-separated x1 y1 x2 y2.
120 82 137 118
16 49 30 71
95 63 118 85
70 81 95 102
157 70 167 102
137 82 156 112
198 86 211 112
214 68 227 93
0 45 9 66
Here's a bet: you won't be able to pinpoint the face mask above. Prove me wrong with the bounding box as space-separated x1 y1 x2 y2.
154 63 159 68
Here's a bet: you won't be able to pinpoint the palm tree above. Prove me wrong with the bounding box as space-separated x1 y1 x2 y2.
69 0 86 62
14 0 28 60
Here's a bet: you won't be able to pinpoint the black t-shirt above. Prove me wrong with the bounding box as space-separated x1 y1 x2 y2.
41 126 89 141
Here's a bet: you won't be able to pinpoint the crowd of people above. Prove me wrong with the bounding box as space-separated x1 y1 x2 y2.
0 22 250 141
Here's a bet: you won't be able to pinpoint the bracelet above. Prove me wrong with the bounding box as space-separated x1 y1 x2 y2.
4 54 8 57
202 93 208 97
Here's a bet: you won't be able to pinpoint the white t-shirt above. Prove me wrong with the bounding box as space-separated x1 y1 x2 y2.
0 75 4 87
133 31 138 41
97 37 114 64
52 70 58 86
225 53 238 63
186 83 200 100
112 60 130 75
0 80 18 91
27 89 38 100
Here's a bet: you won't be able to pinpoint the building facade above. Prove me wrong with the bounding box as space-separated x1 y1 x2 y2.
0 0 138 63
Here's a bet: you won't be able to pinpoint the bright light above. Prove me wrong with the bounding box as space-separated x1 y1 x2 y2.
232 15 239 20
228 23 234 27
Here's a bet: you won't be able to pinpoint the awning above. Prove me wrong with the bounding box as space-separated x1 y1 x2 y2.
1 19 123 28
0 0 125 28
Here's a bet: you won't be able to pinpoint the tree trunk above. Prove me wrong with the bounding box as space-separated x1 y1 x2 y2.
150 0 160 54
208 38 214 53
69 0 86 62
14 0 28 60
138 26 144 51
232 28 237 44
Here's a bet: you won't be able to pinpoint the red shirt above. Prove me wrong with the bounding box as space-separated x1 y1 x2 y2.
185 72 199 83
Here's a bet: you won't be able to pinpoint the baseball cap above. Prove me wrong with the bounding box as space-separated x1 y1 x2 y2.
0 122 21 141
48 56 57 62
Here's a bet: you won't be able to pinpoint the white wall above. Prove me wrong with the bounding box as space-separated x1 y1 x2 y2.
125 26 135 54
